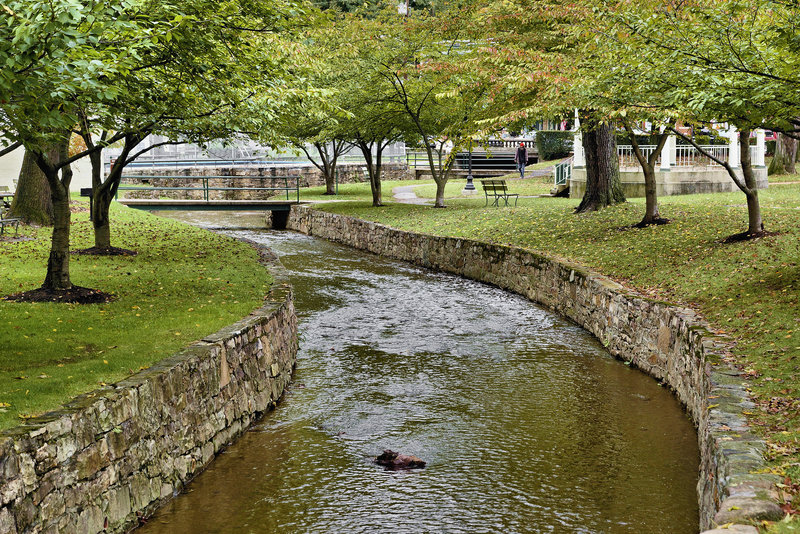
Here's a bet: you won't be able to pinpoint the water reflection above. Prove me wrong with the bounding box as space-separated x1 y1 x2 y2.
140 222 699 534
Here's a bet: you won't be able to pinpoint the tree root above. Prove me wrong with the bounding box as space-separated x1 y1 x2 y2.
633 217 670 228
722 230 777 243
72 246 138 256
4 286 114 304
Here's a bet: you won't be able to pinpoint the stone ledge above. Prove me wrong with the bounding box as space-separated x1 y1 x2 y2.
285 204 780 532
0 246 298 534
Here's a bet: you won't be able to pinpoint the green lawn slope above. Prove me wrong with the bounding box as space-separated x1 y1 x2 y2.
0 202 270 430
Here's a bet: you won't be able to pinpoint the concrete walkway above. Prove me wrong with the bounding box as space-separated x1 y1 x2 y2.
392 184 433 205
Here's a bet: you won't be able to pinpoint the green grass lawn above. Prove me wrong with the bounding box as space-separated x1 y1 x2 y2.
299 158 563 203
0 202 270 430
411 174 554 199
307 182 800 517
299 179 418 202
770 172 800 184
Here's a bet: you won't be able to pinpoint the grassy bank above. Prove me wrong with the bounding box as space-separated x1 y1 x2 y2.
0 202 270 430
310 182 800 493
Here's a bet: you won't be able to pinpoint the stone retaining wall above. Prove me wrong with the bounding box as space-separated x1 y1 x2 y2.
284 204 781 532
570 166 769 199
0 254 298 534
120 162 413 200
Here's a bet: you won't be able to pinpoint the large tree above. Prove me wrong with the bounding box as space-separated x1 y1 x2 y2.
0 0 153 295
9 147 56 225
601 0 800 237
371 8 490 208
326 15 409 207
574 115 625 213
467 0 626 212
769 133 797 176
0 0 310 296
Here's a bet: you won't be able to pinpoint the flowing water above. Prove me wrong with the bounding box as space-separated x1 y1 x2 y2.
140 214 700 533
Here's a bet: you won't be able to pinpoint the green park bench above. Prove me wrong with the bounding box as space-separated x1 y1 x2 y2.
0 206 20 237
0 186 20 236
480 179 519 207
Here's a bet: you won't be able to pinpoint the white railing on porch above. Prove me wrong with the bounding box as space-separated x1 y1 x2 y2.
674 144 729 167
617 145 658 168
618 144 761 169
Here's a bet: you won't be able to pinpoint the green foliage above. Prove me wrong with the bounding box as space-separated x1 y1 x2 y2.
535 131 572 160
0 202 268 429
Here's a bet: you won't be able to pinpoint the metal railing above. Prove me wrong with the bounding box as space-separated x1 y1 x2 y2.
554 158 572 186
112 154 405 170
406 150 520 171
483 138 536 149
115 175 301 203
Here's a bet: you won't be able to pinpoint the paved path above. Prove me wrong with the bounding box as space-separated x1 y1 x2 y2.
392 184 433 205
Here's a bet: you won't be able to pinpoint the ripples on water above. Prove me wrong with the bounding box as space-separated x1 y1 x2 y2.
139 225 699 534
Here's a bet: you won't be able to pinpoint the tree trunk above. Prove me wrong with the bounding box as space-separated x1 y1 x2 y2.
38 141 74 290
43 192 72 290
324 167 336 195
740 133 764 234
9 147 56 225
575 119 625 213
88 148 117 250
92 189 114 249
640 164 660 223
358 140 385 207
371 149 383 207
434 178 446 208
627 126 670 227
768 133 797 175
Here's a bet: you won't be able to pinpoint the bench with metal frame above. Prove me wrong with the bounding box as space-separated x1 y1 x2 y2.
0 205 20 236
480 179 519 207
0 185 14 209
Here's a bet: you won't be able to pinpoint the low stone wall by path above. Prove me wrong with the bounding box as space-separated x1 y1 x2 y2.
120 162 414 200
570 166 769 199
284 204 781 532
0 252 298 534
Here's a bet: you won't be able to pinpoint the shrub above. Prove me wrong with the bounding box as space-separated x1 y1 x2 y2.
535 131 573 160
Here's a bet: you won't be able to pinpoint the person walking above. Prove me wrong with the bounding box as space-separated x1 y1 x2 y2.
514 142 528 179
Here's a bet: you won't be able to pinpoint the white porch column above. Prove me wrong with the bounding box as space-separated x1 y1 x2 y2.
573 109 585 167
661 135 676 170
755 129 766 167
728 126 740 168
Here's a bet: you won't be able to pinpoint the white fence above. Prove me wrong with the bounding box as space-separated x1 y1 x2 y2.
617 145 659 168
618 144 762 169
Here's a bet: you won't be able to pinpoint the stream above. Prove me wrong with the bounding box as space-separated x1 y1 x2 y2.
139 214 700 533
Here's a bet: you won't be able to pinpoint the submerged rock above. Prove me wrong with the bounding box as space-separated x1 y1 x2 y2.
375 450 426 470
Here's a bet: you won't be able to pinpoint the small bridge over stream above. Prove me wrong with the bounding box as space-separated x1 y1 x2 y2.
110 174 303 228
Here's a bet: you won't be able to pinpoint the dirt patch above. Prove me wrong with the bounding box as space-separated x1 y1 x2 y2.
72 246 138 256
633 217 671 229
4 286 115 304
